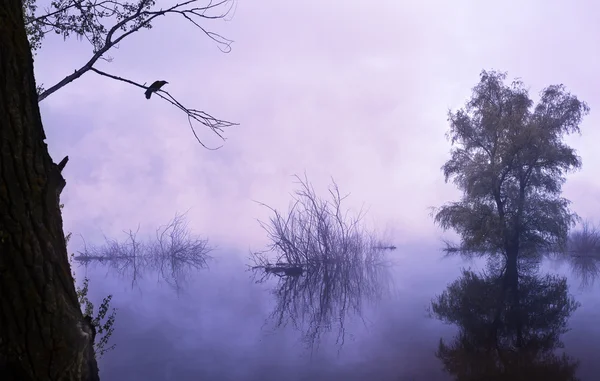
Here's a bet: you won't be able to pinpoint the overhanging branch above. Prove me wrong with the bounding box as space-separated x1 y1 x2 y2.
35 0 235 102
89 67 236 149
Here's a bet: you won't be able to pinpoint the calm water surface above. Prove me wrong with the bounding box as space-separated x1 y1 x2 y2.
79 244 600 381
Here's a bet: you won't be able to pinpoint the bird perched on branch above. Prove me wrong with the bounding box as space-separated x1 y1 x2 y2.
145 80 168 99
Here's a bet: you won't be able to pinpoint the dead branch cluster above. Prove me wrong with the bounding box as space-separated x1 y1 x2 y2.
250 174 394 272
247 174 396 351
73 212 211 290
565 221 600 256
549 220 600 289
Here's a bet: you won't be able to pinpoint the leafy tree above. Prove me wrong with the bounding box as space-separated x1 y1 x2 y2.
434 70 589 263
430 260 580 380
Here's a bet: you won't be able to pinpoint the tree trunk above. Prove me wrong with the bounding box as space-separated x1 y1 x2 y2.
0 2 99 380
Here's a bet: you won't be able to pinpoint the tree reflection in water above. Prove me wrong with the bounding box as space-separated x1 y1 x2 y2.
73 213 212 292
430 257 581 381
250 246 392 354
250 175 394 353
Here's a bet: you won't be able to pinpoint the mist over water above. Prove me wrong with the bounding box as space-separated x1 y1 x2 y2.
3 0 599 380
74 242 600 381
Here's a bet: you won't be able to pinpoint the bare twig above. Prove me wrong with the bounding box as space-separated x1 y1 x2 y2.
35 0 235 101
25 0 237 148
73 212 211 292
89 67 236 148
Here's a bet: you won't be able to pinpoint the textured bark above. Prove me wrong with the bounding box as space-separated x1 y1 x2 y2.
0 2 99 380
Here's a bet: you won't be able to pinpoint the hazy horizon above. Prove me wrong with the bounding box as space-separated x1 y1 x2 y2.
33 0 600 255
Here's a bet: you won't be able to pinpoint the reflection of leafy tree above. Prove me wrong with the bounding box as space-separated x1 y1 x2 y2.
430 260 580 381
74 213 211 292
251 251 391 353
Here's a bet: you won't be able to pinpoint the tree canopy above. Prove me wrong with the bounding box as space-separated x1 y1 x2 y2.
434 70 589 259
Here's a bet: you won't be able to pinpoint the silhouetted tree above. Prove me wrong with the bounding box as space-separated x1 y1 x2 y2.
1 0 237 377
433 70 589 266
0 2 99 379
430 258 580 380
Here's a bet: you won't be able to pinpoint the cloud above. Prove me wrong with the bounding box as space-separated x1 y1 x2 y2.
33 0 600 253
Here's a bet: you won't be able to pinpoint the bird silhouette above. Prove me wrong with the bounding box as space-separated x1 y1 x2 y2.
145 80 168 99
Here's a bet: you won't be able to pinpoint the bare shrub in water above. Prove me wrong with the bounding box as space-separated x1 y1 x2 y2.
566 220 600 255
547 220 600 289
250 174 393 274
74 212 212 291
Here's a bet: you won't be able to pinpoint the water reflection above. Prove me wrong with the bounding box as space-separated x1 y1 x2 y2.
548 252 600 290
565 254 600 289
430 257 581 380
249 175 394 353
74 213 211 292
549 223 600 290
250 250 392 353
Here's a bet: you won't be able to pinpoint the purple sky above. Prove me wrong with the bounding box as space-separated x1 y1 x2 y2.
33 0 600 253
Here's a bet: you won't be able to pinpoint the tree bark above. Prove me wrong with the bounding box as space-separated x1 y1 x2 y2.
0 2 99 380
